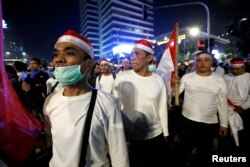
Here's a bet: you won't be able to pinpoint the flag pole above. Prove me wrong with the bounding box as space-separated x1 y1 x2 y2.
174 23 180 106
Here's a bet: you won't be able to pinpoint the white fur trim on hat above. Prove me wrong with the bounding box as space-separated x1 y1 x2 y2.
56 35 93 58
134 43 154 54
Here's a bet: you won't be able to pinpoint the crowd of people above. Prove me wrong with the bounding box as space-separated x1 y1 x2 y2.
2 29 250 167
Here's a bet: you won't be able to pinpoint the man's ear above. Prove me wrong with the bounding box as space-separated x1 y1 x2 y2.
147 54 153 63
85 59 94 71
80 59 94 72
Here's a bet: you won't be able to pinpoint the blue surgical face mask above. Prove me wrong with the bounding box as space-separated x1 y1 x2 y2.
54 63 86 86
148 64 156 72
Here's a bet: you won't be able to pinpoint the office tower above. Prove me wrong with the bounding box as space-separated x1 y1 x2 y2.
79 0 154 61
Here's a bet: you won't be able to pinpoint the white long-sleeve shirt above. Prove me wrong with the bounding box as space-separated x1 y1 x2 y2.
179 72 228 127
95 74 115 94
113 70 168 140
43 89 129 167
224 73 250 110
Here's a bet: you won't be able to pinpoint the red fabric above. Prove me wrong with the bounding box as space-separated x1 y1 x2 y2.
0 2 42 166
61 29 92 47
167 25 177 87
227 99 236 110
167 26 177 70
230 60 244 65
135 39 153 49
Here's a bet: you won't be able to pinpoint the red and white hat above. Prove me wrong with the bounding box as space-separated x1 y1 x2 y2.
134 39 154 54
55 29 93 58
230 57 245 67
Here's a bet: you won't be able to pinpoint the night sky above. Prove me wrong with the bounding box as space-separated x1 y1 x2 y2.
2 0 80 62
2 0 247 62
154 0 248 36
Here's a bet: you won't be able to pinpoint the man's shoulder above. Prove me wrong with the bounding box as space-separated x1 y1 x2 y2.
116 70 133 79
181 72 194 79
98 72 116 80
97 90 116 101
95 90 119 112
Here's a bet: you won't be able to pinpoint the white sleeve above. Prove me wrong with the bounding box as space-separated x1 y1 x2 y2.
158 81 169 137
95 76 100 89
179 74 187 94
241 95 250 110
217 79 229 128
106 102 129 167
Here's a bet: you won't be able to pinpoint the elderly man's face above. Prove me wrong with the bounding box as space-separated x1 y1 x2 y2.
130 48 151 72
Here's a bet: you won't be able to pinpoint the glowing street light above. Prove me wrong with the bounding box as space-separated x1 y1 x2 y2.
154 2 210 52
189 27 200 36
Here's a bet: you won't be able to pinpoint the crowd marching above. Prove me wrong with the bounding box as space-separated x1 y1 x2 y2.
2 29 250 167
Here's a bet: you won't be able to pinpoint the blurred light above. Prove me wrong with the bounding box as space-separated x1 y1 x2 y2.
189 27 200 36
178 39 181 44
135 28 142 33
6 51 10 55
2 19 7 29
22 52 27 56
112 44 133 55
119 53 125 58
169 41 174 47
240 17 248 21
212 49 220 60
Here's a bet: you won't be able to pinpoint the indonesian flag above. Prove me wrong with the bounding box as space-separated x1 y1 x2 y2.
157 25 178 82
156 24 179 105
0 2 42 166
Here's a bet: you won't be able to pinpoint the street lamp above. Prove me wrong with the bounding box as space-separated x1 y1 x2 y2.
189 27 200 36
154 2 210 52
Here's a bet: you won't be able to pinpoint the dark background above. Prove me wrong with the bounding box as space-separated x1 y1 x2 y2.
2 0 249 61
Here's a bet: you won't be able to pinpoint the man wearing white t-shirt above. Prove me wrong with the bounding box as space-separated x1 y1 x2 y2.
224 57 250 156
42 30 129 167
177 51 228 166
113 39 168 167
96 59 115 94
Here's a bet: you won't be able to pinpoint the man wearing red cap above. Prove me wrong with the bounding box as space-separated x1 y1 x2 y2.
224 57 250 157
113 39 169 167
42 30 129 167
176 51 228 166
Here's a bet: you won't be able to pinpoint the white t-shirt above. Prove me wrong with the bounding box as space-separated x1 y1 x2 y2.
96 74 115 94
46 77 63 95
113 70 168 140
43 89 129 167
224 72 250 109
179 72 228 127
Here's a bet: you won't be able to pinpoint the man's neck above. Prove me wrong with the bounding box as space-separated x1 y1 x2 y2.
102 72 112 76
63 80 91 96
134 69 152 77
196 71 212 76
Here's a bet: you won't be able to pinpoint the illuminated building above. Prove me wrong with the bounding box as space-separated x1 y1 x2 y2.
79 0 154 61
2 19 28 64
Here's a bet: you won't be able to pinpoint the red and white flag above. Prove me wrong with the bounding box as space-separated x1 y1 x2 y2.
0 2 42 166
157 24 178 82
156 23 179 105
